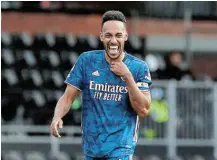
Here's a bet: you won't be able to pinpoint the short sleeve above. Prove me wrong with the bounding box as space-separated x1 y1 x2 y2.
136 62 152 91
64 54 85 91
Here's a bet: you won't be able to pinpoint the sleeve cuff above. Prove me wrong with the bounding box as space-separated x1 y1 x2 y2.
64 81 82 91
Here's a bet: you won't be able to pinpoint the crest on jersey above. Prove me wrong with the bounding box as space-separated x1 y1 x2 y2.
121 77 125 81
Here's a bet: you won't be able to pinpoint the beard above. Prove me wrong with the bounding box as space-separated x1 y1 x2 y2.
104 41 124 60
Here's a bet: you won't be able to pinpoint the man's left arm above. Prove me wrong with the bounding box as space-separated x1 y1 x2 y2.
110 61 152 118
123 73 151 117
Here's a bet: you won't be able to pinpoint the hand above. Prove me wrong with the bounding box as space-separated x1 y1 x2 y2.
50 117 63 138
110 61 131 77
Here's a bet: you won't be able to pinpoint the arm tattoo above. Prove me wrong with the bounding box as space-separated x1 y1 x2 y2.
63 107 67 113
63 105 71 113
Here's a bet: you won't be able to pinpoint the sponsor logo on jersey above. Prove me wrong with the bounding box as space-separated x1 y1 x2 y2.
89 81 128 93
89 81 128 101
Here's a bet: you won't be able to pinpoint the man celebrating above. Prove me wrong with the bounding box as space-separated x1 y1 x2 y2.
50 10 152 160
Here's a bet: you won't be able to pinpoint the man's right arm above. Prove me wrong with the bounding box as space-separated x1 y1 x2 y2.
51 53 85 137
53 85 79 120
50 85 79 138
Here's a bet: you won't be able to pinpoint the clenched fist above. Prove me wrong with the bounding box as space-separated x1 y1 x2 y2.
110 61 131 77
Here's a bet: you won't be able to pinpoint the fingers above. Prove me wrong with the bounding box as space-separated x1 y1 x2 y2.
58 120 63 129
143 108 150 117
110 68 115 73
50 120 62 138
110 61 123 74
110 62 116 71
110 61 129 77
111 61 124 67
111 61 118 65
111 61 114 65
51 121 59 137
111 61 119 68
110 62 115 68
55 125 61 138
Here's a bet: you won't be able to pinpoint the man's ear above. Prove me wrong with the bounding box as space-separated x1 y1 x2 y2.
100 32 103 42
124 32 128 41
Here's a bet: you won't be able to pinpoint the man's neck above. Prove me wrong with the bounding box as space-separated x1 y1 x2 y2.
105 51 125 64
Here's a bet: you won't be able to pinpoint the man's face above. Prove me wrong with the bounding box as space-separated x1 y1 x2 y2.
100 20 128 60
170 52 182 67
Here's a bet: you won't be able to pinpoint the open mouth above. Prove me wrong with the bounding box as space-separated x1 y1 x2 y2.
109 46 118 50
108 45 119 53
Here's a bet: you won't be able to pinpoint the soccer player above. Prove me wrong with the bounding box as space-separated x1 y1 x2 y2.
50 10 152 160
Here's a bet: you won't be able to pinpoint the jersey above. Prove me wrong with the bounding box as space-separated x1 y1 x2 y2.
64 50 152 158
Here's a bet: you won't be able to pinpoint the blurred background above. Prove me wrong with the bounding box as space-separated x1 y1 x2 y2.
1 1 217 160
